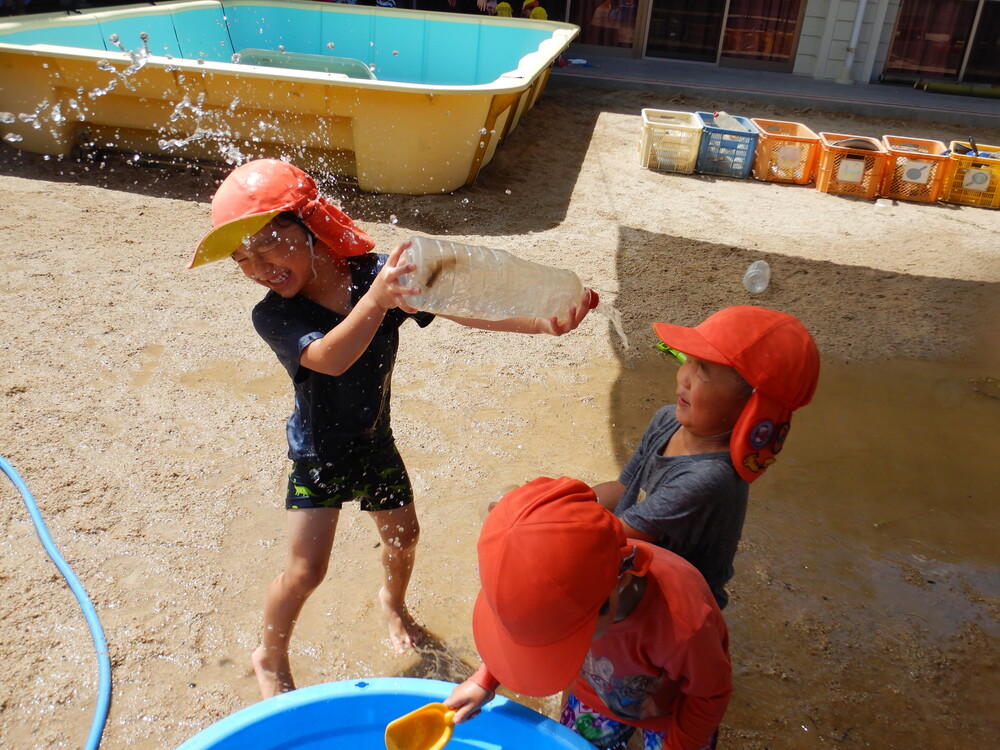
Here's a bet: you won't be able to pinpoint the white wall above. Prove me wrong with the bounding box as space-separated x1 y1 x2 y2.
792 0 831 77
793 0 900 83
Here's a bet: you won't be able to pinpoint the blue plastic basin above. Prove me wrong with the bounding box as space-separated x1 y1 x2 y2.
176 677 592 749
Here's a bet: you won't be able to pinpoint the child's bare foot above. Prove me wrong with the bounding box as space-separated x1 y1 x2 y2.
252 646 296 700
379 586 425 654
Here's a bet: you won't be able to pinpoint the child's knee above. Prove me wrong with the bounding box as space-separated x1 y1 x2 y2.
385 521 420 552
285 558 328 592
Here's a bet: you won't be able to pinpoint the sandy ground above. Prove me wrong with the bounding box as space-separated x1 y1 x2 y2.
1 82 999 749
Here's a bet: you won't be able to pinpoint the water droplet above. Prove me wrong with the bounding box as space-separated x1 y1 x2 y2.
505 189 512 195
479 127 487 135
392 50 399 56
278 45 285 53
327 42 335 49
3 133 23 143
231 53 241 63
461 198 469 205
390 214 398 224
0 112 14 124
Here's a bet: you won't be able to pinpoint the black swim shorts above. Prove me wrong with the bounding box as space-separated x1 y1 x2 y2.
285 435 414 511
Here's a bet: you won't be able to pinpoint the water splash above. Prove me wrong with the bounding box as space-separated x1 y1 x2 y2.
594 298 629 349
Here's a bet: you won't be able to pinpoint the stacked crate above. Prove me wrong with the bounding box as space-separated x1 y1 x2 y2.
751 118 820 184
939 141 1000 209
880 136 949 203
694 112 759 179
815 133 888 200
634 109 996 210
638 109 704 174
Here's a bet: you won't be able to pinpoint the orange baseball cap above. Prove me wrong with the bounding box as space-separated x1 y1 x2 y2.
188 159 374 269
653 306 819 483
473 476 651 697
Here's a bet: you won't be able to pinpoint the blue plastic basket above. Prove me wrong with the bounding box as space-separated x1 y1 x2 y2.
176 677 592 749
694 112 760 178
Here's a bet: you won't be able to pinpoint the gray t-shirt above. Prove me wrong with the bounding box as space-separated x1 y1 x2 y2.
617 405 748 609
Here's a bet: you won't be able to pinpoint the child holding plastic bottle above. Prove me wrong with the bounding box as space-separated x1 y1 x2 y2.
593 306 820 609
445 476 732 750
188 159 591 699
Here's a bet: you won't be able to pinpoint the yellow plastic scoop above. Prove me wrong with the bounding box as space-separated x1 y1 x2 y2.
385 702 456 750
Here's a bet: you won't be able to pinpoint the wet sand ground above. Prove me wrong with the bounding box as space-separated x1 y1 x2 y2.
1 82 999 748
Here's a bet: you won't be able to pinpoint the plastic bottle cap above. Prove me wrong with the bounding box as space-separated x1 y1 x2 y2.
588 290 599 309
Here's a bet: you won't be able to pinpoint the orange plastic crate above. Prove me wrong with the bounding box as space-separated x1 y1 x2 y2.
880 136 949 204
939 141 1000 209
816 133 888 200
750 118 820 184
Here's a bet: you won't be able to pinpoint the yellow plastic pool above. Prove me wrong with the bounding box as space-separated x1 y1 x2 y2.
0 0 578 194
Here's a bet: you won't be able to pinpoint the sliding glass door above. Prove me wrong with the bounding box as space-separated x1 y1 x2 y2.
964 1 1000 82
884 0 998 83
644 0 803 69
718 0 805 71
646 0 726 61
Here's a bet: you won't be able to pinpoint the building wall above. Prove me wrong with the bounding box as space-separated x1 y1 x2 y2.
793 0 901 83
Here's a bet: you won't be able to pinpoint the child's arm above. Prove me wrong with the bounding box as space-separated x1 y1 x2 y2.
592 481 657 542
444 663 500 723
438 287 592 336
592 480 625 512
299 244 417 376
664 622 732 750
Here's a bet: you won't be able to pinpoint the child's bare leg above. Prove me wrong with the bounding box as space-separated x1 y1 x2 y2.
370 503 423 653
253 508 339 699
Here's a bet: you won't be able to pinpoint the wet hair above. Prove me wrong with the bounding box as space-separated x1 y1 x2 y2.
736 371 754 398
273 211 317 244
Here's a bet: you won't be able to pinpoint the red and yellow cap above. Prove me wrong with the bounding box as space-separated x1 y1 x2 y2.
654 306 820 483
188 159 374 269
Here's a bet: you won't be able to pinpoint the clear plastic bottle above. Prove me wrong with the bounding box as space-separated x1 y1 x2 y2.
712 111 747 132
399 235 595 321
742 260 770 293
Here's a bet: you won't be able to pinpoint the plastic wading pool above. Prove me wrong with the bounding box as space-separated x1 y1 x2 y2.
175 677 593 749
0 0 578 194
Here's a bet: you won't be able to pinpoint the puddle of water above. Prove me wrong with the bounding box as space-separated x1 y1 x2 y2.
199 331 998 747
132 343 164 387
179 359 286 399
759 356 1000 578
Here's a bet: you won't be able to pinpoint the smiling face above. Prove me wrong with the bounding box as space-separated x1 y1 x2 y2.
674 355 753 440
230 215 315 298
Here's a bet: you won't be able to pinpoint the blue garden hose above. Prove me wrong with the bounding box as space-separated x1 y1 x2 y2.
1 455 112 750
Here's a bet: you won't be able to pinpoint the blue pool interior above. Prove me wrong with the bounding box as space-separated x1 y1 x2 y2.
0 1 555 86
176 677 592 749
